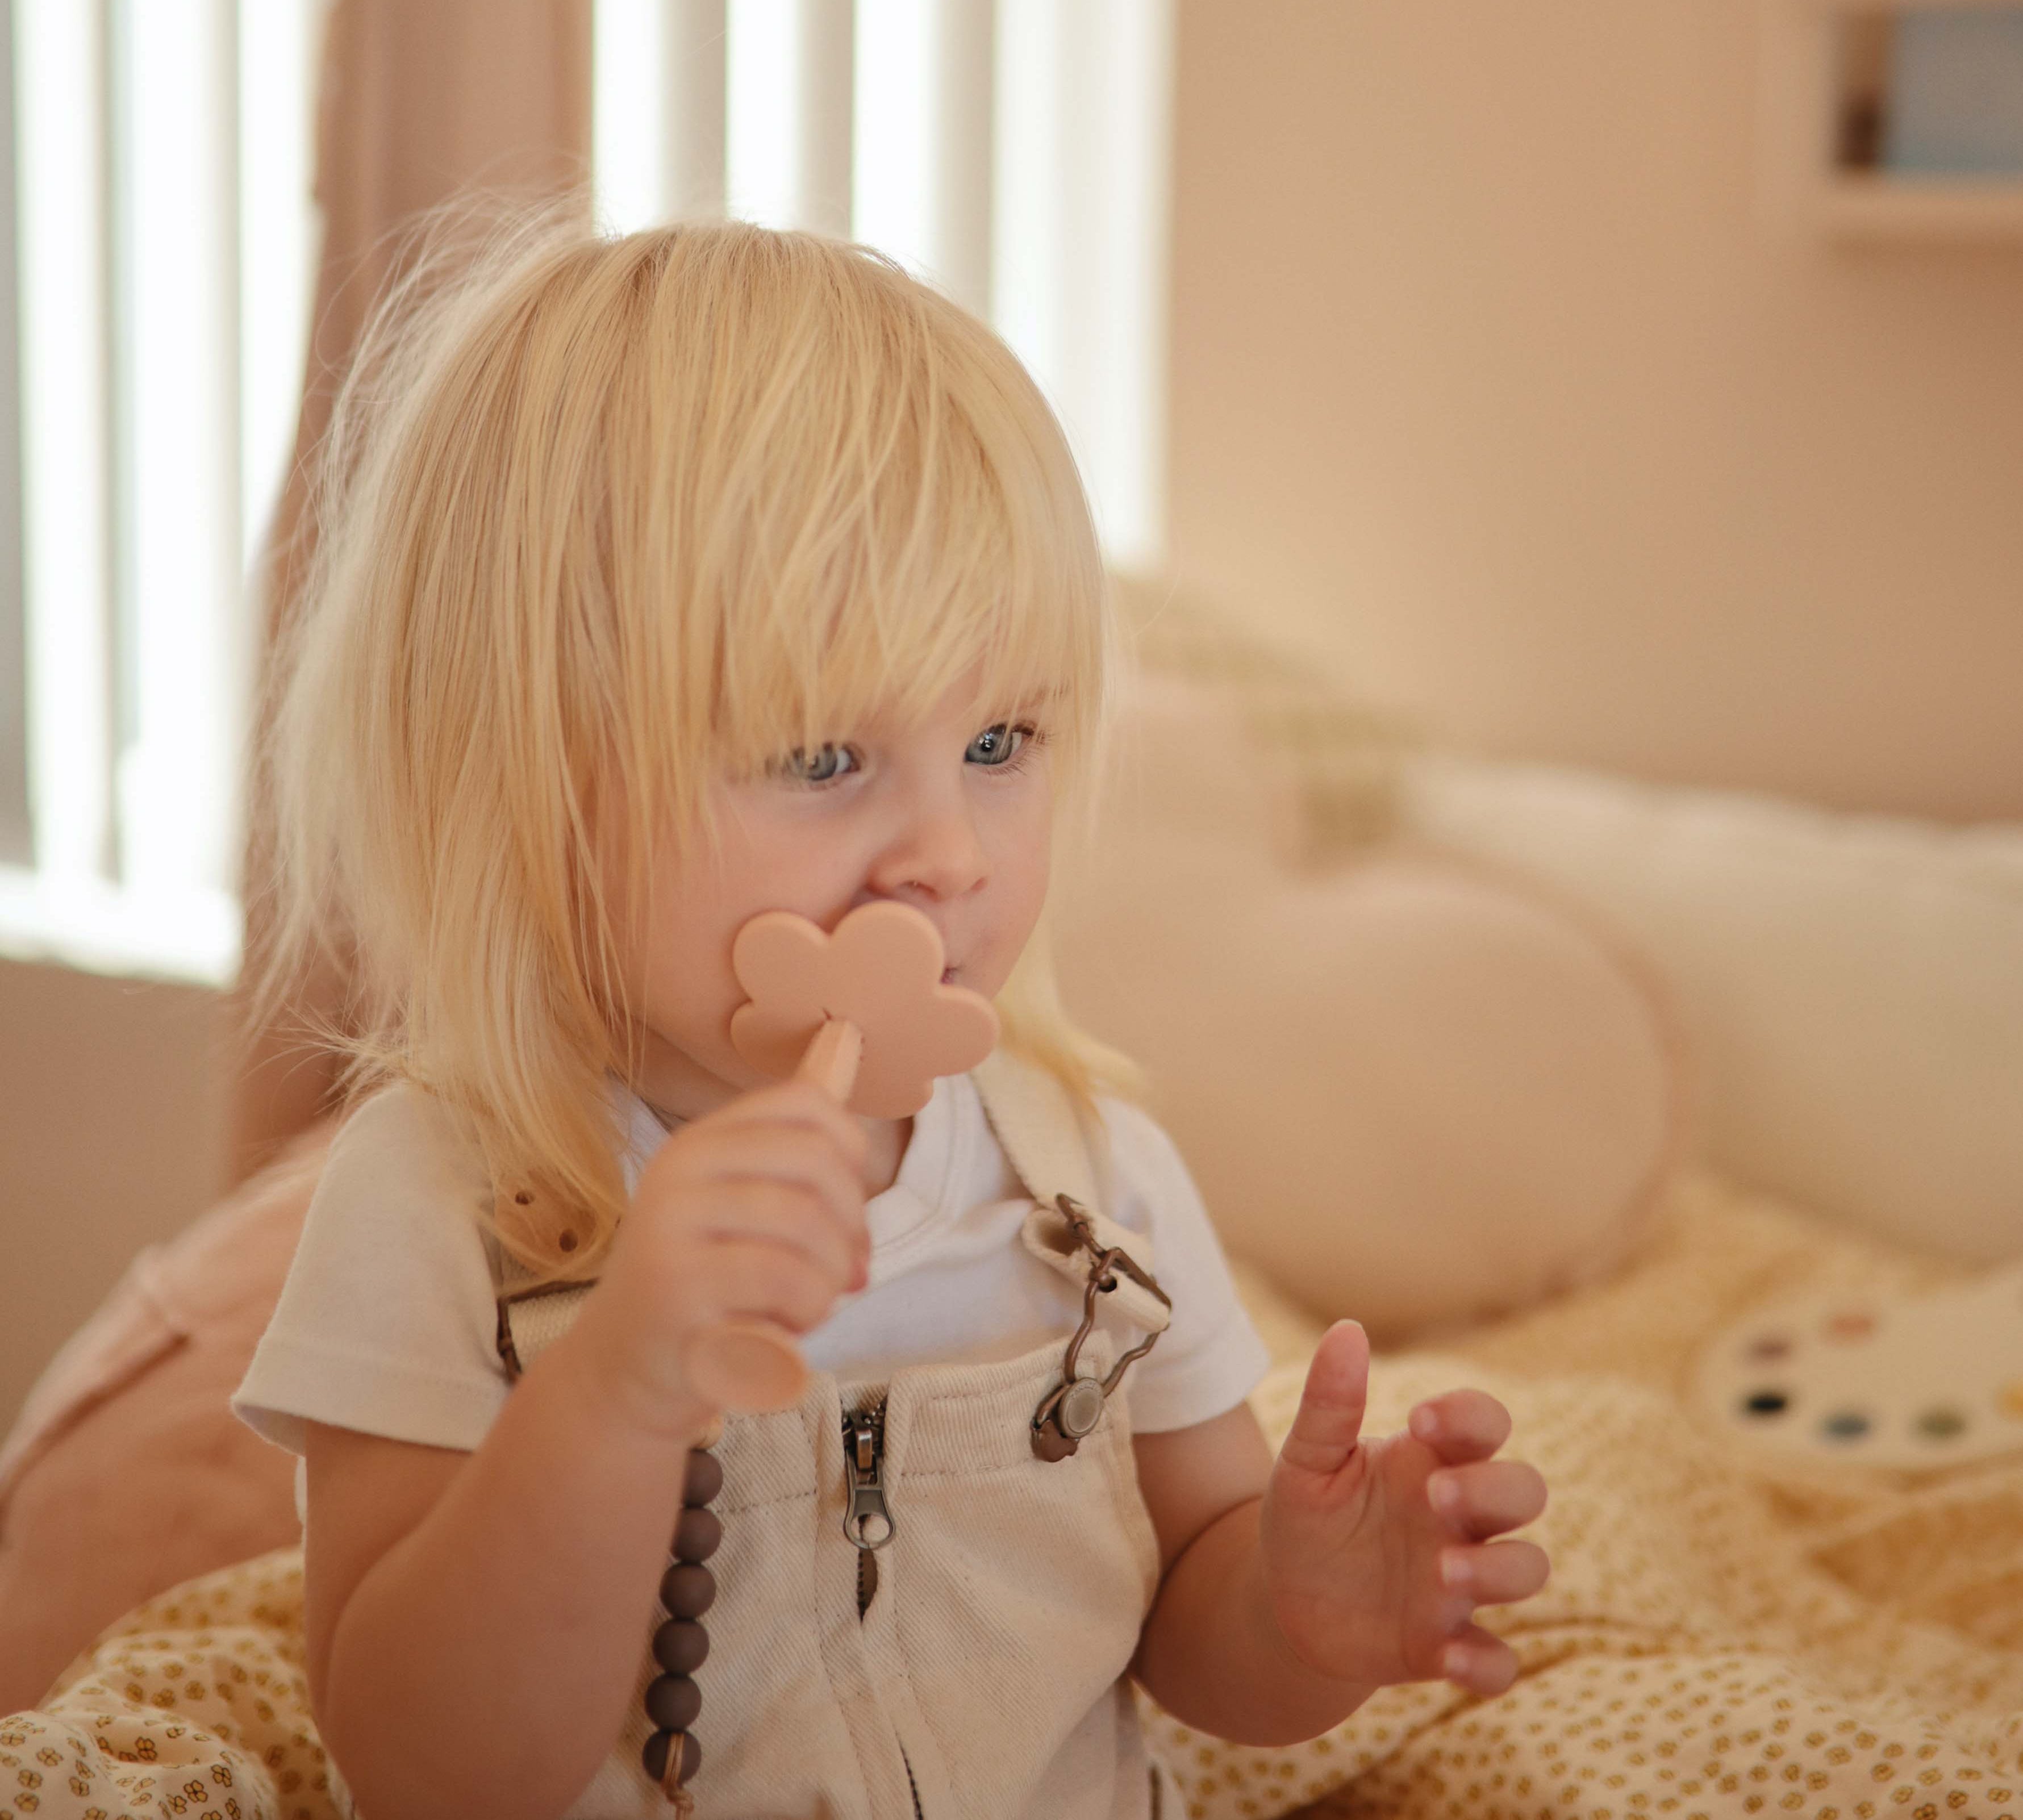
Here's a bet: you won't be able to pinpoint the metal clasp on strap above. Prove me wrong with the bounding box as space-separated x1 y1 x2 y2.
1031 1196 1172 1462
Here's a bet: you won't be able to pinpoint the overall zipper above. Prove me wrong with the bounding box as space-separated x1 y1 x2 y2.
842 1401 895 1611
841 1401 922 1818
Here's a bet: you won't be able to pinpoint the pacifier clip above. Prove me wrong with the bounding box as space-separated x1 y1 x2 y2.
1027 1195 1173 1460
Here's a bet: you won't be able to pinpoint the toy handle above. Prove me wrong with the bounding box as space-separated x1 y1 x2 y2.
679 1019 865 1414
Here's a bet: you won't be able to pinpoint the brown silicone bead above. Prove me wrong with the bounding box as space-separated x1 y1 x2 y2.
660 1561 717 1618
671 1505 721 1563
682 1450 723 1506
645 1672 703 1733
640 1727 701 1786
652 1618 710 1676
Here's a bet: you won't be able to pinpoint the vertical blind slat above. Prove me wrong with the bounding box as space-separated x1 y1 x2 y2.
726 0 799 228
990 0 1064 421
852 0 932 277
935 0 994 321
237 0 318 571
1086 0 1169 571
0 0 27 867
991 0 1169 569
796 0 852 236
113 0 241 899
595 0 669 231
724 0 852 235
666 0 728 219
15 0 116 889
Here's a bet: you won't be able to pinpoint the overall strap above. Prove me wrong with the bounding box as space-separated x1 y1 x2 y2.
489 1212 594 1383
970 1051 1172 1338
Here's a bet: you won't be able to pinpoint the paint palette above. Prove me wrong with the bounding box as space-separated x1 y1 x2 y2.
1691 1260 2023 1471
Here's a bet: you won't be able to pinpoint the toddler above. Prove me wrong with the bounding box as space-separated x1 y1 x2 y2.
233 215 1549 1820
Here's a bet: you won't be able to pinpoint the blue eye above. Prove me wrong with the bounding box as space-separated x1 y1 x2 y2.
966 723 1032 767
779 744 857 783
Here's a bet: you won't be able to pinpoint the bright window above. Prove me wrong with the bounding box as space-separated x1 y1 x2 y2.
1 0 319 986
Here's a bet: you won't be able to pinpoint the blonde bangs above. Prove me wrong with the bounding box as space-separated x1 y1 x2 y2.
604 228 1109 850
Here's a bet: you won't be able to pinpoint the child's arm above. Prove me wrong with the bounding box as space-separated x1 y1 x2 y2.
303 1079 873 1820
1129 1320 1549 1747
303 1331 701 1820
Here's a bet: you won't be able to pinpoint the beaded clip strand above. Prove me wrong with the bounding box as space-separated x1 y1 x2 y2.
643 1435 723 1811
497 1272 724 1813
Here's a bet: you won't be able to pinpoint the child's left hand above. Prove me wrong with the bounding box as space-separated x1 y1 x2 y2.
1258 1320 1549 1698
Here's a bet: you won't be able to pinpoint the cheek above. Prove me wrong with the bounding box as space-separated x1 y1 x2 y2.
633 901 729 1040
632 815 857 1030
992 795 1056 950
624 843 744 1035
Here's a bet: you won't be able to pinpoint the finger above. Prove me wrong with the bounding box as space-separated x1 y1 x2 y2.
1275 1321 1370 1480
1426 1459 1548 1540
1438 1624 1519 1697
1407 1389 1512 1464
679 1125 871 1251
1439 1538 1550 1607
694 1178 867 1291
730 1080 873 1176
697 1235 853 1335
665 1079 871 1186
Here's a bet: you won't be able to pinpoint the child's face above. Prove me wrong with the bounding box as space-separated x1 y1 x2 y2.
616 678 1056 1124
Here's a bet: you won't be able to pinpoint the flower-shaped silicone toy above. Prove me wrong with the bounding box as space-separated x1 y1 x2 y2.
686 901 1000 1412
728 899 1000 1117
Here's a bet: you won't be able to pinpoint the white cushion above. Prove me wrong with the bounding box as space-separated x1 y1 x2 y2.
1397 753 2023 1264
1053 677 1690 1340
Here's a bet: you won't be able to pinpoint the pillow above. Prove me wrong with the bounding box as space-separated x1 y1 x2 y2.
1398 753 2023 1264
1052 674 1691 1342
0 1127 326 1714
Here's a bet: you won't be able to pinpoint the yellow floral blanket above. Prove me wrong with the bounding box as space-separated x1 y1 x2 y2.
7 1170 2020 1820
1151 1170 2023 1820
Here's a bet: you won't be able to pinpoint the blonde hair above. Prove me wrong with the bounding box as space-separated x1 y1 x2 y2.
260 208 1127 1281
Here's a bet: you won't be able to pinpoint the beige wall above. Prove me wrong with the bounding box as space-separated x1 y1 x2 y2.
0 961 230 1430
1167 1 2023 824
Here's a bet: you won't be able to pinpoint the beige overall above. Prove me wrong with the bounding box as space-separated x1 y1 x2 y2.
493 1053 1186 1820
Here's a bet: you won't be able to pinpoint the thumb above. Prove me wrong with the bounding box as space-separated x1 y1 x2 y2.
1275 1320 1370 1480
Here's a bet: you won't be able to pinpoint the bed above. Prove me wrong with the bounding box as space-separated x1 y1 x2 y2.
3 600 2019 1819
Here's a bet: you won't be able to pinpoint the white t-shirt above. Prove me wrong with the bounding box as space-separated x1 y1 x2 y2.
233 1073 1270 1471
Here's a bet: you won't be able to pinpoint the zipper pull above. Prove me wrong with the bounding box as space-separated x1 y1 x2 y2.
841 1405 896 1550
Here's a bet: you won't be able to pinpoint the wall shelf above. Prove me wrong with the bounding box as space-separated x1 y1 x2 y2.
1761 0 2023 244
1820 170 2023 239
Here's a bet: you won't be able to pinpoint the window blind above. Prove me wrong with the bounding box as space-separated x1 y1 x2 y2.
0 0 1169 984
1 0 316 983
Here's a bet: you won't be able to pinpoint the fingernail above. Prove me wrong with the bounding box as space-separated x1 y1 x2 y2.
1442 1643 1468 1680
1429 1473 1461 1513
1409 1406 1437 1441
1440 1551 1468 1591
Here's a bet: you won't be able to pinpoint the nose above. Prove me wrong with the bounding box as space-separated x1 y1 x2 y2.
865 779 988 905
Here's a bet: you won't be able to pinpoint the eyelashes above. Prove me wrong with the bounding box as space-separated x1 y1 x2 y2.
771 723 1045 787
773 743 858 784
963 722 1040 769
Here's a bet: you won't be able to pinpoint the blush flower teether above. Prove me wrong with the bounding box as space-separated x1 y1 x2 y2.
684 900 1000 1413
728 900 1000 1117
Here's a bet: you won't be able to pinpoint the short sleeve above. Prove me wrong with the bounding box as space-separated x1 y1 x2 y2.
1095 1097 1273 1434
232 1087 512 1458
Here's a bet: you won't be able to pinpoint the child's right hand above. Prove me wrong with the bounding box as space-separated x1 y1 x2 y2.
574 1081 874 1438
